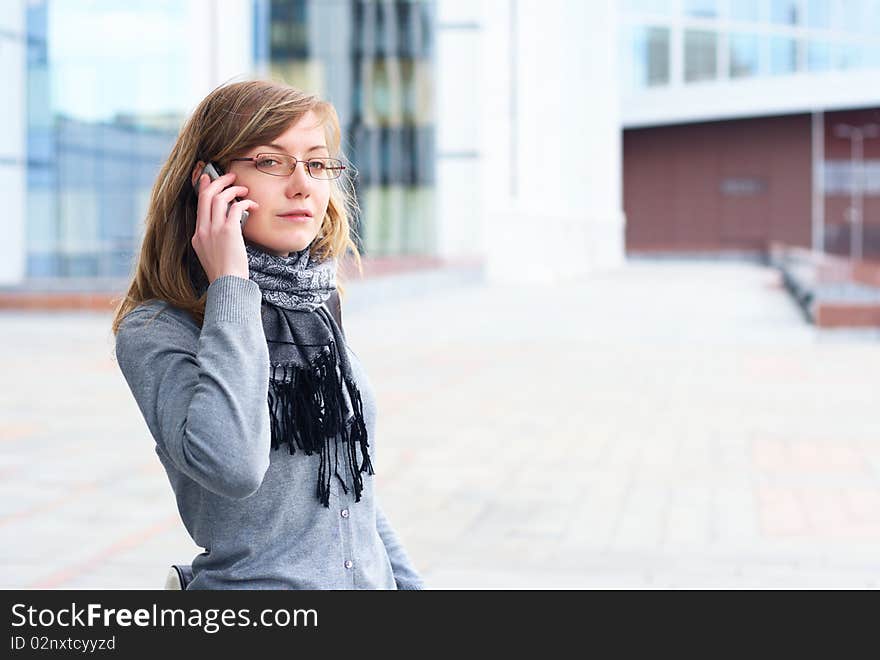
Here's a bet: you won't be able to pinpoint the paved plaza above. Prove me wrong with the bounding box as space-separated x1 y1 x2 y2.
1 259 879 589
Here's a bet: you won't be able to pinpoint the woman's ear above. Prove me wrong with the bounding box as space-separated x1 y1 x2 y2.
191 161 206 190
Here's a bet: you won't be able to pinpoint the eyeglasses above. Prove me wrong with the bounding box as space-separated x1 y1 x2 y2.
229 153 346 180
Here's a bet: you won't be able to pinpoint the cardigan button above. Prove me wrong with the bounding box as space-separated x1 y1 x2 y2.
340 508 350 518
344 560 354 569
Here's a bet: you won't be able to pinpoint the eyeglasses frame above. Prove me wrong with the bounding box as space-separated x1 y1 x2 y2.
228 152 346 180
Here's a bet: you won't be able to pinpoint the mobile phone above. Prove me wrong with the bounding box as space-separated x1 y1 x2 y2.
198 161 249 227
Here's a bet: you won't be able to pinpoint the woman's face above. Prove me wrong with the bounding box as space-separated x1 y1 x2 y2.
210 110 332 257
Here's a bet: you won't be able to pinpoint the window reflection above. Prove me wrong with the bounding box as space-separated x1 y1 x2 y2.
730 33 761 78
261 0 436 258
623 0 880 86
25 0 185 278
684 30 717 83
624 0 673 14
807 41 832 71
769 36 798 74
730 0 761 22
864 2 880 35
833 43 861 70
806 0 831 29
624 25 670 89
683 0 717 19
24 0 437 280
350 0 435 257
865 42 880 67
770 0 801 25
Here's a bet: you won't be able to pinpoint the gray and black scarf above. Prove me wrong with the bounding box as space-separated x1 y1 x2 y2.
244 241 374 507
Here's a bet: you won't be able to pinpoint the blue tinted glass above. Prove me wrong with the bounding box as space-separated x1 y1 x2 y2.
684 30 717 82
807 0 831 28
623 0 673 13
836 0 863 32
729 33 761 78
624 25 671 89
807 41 832 71
833 43 861 70
865 42 880 67
26 0 189 278
769 36 798 73
771 0 801 24
48 1 188 122
730 0 761 21
684 0 717 18
862 2 880 34
326 0 437 255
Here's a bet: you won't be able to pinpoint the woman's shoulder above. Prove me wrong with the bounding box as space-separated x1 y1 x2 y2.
114 300 203 372
118 298 200 339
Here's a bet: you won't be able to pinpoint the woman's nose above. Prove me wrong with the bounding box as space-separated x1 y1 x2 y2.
285 161 312 195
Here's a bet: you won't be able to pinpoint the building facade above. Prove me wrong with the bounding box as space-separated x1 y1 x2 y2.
2 0 439 291
2 0 629 295
621 0 880 260
18 2 862 293
458 0 626 283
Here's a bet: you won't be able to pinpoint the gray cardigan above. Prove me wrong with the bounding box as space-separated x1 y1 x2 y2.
114 274 424 590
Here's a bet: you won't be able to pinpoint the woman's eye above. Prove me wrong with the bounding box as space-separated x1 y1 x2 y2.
258 159 278 166
308 161 325 169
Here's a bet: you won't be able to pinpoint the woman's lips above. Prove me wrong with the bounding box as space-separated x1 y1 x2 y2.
277 214 311 223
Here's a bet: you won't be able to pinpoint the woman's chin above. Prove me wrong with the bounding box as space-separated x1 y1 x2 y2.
285 233 319 253
244 233 317 257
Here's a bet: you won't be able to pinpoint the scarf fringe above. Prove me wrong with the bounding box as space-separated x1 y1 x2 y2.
267 340 374 507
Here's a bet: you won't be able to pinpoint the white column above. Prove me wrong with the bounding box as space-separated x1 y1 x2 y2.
435 1 484 260
184 0 255 111
0 0 27 286
811 110 825 253
481 0 625 284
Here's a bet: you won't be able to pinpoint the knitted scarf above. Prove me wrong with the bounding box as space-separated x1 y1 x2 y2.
244 241 374 507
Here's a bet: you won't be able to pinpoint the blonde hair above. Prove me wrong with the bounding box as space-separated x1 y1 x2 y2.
111 78 363 335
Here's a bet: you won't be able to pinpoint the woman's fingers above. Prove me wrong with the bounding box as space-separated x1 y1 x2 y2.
195 172 236 231
190 170 254 283
227 199 260 227
211 185 250 229
194 174 211 235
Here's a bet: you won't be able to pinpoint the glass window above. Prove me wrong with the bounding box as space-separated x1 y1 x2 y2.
864 42 880 68
684 0 717 18
729 33 761 78
684 30 717 82
770 0 801 25
807 41 832 71
834 0 864 33
833 43 861 70
259 0 437 258
623 0 673 14
807 0 831 28
769 36 798 73
825 160 880 195
730 0 761 22
48 1 189 123
26 0 188 279
625 25 670 88
861 2 880 35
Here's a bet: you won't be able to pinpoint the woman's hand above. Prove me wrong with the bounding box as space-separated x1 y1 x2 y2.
191 171 259 284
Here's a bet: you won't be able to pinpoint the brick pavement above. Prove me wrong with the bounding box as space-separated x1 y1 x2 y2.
1 260 878 589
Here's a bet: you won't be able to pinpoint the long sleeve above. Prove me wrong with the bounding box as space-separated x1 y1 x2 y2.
114 275 272 500
376 502 425 590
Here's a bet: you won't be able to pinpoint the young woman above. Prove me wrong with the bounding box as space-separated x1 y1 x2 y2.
111 79 424 590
